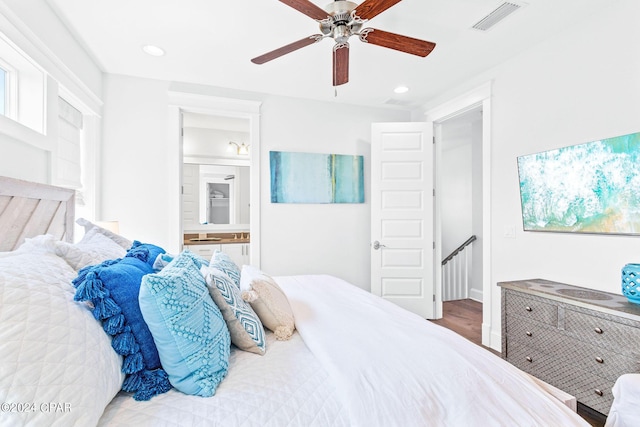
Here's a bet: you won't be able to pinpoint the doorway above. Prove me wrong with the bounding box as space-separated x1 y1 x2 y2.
426 82 494 349
439 107 483 304
167 91 262 266
436 106 483 344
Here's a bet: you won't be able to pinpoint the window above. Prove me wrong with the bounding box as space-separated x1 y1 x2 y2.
0 32 45 133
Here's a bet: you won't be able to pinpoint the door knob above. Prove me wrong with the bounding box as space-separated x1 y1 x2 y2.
372 241 386 250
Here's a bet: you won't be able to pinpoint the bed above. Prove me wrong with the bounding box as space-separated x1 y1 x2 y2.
0 176 590 427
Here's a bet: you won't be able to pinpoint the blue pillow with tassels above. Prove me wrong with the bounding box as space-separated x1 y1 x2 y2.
73 241 172 401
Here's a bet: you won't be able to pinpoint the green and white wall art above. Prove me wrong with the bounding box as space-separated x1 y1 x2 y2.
270 151 364 204
517 131 640 235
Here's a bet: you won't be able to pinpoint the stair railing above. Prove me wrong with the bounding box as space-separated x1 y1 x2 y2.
442 235 476 301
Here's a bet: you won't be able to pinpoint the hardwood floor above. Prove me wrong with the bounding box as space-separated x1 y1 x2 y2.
430 299 606 427
430 299 483 346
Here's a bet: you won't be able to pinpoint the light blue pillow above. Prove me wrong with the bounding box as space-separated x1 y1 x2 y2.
139 251 231 397
153 250 208 272
201 266 266 355
210 250 241 287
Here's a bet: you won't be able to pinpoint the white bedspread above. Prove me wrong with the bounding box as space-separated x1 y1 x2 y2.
98 274 589 427
277 275 589 427
98 331 348 426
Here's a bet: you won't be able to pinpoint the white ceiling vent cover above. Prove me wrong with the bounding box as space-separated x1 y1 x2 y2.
472 2 525 31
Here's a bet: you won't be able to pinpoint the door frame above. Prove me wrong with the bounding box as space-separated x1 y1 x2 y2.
424 82 494 349
167 92 262 267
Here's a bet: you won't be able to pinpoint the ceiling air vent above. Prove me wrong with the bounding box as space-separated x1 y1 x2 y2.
472 2 525 31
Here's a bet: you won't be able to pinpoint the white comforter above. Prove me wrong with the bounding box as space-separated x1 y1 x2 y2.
278 275 589 427
99 274 588 427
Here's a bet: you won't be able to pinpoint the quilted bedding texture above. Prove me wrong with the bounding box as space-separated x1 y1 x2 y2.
98 331 349 427
0 245 124 427
1 245 588 427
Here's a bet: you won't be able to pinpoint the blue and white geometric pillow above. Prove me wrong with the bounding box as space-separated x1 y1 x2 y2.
201 266 266 355
209 251 241 288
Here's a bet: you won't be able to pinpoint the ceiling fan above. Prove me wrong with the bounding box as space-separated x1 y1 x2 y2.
251 0 436 87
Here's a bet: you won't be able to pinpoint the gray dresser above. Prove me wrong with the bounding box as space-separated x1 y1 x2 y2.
499 279 640 415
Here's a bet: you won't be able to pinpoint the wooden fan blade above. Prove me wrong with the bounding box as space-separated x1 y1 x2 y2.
354 0 402 20
279 0 330 20
333 43 349 86
251 35 323 64
359 28 435 57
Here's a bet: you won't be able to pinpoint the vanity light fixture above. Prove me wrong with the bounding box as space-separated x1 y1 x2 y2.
228 141 250 155
142 44 165 57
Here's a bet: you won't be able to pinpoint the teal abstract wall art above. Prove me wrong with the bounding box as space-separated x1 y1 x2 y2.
270 151 364 203
517 131 640 235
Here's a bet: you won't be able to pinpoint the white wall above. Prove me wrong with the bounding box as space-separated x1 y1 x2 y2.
259 96 408 290
421 0 640 348
0 134 49 182
441 132 472 258
100 75 174 247
100 75 409 289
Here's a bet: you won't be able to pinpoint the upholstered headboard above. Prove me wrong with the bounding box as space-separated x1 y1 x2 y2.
0 176 75 251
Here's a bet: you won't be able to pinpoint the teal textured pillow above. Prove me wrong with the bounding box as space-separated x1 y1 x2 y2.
139 251 231 397
210 250 241 287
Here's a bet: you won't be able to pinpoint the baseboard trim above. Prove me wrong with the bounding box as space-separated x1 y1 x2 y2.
469 288 483 302
487 326 501 353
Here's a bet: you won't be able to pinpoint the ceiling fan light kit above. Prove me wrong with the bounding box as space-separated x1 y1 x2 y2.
251 0 436 87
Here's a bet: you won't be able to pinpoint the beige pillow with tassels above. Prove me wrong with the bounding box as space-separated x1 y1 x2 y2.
239 265 295 340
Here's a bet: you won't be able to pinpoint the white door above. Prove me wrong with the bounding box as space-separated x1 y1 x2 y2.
371 122 435 319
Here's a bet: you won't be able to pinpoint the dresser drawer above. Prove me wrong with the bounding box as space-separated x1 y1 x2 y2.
504 291 557 325
506 341 614 414
564 309 640 358
507 314 639 382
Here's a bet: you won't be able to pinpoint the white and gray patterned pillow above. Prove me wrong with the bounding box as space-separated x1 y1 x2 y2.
201 265 266 355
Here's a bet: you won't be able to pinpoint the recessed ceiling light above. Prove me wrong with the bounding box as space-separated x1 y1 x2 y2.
394 86 409 94
142 45 165 57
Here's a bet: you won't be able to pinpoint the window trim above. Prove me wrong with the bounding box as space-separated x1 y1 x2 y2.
0 57 17 120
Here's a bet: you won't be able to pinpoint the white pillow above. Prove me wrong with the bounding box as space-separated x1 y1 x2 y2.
76 217 132 250
0 250 124 426
239 265 295 340
55 227 126 270
15 234 59 253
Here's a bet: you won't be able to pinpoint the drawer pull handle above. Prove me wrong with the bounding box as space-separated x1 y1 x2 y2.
594 389 604 397
525 306 532 312
594 327 603 334
525 356 533 363
595 357 604 364
525 331 532 337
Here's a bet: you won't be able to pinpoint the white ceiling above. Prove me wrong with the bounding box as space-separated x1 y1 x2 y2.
45 0 609 108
